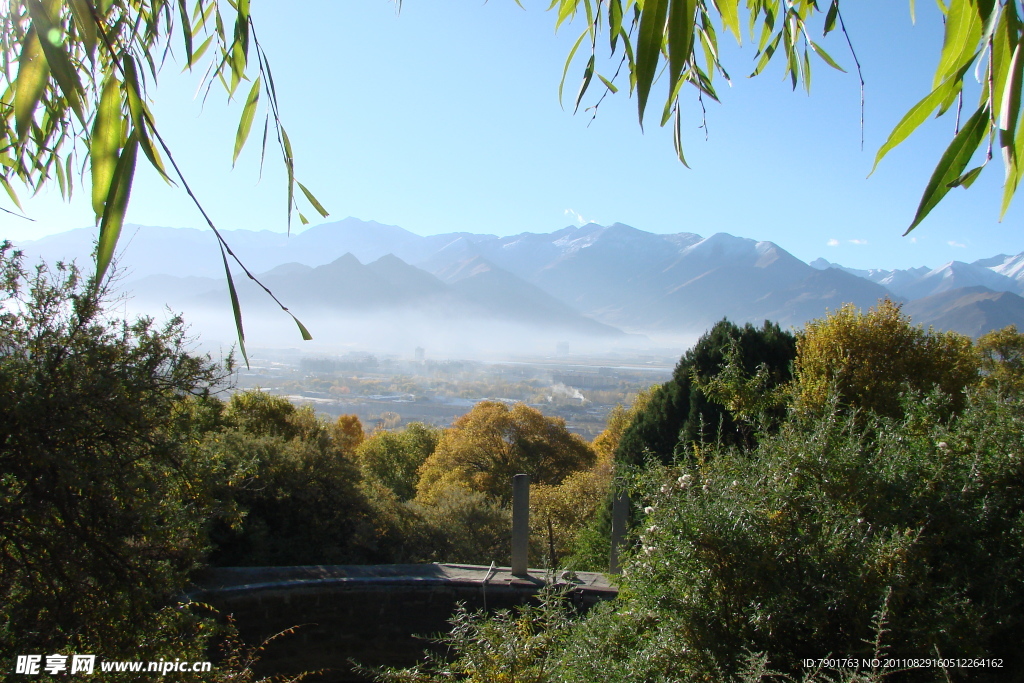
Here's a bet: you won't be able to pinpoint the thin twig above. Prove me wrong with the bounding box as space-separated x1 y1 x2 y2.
835 6 865 150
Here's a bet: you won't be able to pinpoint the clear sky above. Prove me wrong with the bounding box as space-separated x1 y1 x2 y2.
2 0 1022 271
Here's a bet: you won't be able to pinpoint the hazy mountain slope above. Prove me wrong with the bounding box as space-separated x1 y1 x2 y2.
902 286 1024 337
122 252 626 339
438 256 623 336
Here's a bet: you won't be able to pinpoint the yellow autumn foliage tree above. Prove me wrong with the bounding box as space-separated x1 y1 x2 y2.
415 401 595 506
793 299 979 419
976 324 1024 395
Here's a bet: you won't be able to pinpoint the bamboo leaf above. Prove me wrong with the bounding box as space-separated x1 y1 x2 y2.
575 55 595 113
636 0 670 126
933 0 983 88
871 74 959 174
282 126 295 233
291 314 313 341
947 164 984 188
809 40 846 72
598 73 619 93
233 75 261 165
672 103 689 167
610 0 623 53
714 0 741 42
68 0 98 57
219 242 248 368
0 176 25 212
96 131 139 283
556 0 577 30
14 29 49 141
189 35 213 66
906 104 989 234
178 0 194 65
998 41 1023 173
824 0 839 35
750 31 782 77
559 31 588 107
297 180 329 218
26 0 86 126
667 0 697 99
91 75 123 220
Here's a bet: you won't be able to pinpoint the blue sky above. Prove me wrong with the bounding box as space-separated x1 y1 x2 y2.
3 0 1022 271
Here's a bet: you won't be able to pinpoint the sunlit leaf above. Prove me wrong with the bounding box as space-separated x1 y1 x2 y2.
871 73 961 174
219 242 248 368
998 42 1023 172
667 0 697 100
0 176 25 212
96 131 140 283
714 0 741 42
809 41 846 72
906 104 989 234
559 31 588 107
610 0 623 53
67 0 97 57
26 0 86 125
636 0 669 126
14 29 48 141
947 164 984 188
824 0 839 35
296 180 328 218
291 315 313 341
233 75 260 165
750 32 782 77
575 54 595 113
598 73 619 93
933 0 982 88
177 0 194 65
91 75 123 221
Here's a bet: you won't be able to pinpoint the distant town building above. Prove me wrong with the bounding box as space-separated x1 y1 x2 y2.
414 346 425 362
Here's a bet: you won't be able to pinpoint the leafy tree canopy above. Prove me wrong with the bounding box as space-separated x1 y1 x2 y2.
616 319 796 466
792 298 979 419
0 242 227 658
416 401 596 506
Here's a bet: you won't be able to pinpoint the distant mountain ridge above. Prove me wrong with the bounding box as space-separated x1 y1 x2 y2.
17 217 1024 340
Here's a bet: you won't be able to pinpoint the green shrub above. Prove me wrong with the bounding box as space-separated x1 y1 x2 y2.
581 388 1024 680
0 246 228 663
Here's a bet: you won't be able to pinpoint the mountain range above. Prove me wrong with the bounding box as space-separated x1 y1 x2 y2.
14 218 1024 349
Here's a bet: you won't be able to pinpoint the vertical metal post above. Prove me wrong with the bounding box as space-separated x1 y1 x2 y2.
511 474 530 576
609 489 629 574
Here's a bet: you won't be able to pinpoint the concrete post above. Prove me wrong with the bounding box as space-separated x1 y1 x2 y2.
511 474 530 576
609 489 629 574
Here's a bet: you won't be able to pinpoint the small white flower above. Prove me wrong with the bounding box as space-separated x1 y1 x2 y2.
937 441 949 450
644 505 655 515
678 474 693 488
646 524 658 534
660 483 671 494
643 545 656 555
731 480 738 488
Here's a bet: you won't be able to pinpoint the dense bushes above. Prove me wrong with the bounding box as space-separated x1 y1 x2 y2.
0 247 228 664
617 320 796 467
793 299 979 419
377 306 1024 683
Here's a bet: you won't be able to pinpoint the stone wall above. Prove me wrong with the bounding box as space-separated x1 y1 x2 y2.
190 564 617 682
